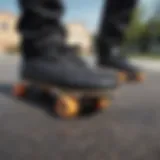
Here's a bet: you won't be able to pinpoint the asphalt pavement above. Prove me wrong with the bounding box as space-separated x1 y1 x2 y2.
0 55 160 160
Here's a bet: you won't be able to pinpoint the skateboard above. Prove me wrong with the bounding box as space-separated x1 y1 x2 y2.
118 71 145 83
12 81 115 119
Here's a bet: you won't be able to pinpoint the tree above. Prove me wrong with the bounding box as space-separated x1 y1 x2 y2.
124 8 147 46
147 18 160 38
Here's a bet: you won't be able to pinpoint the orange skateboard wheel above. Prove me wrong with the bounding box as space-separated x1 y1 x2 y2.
13 83 26 97
55 95 80 118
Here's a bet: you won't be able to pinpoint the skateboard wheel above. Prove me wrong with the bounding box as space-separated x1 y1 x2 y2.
55 95 80 118
118 71 127 84
136 72 145 82
96 97 111 110
127 72 145 83
13 83 26 97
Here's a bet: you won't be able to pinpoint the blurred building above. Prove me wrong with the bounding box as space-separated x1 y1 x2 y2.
0 12 92 54
66 23 92 54
0 12 20 53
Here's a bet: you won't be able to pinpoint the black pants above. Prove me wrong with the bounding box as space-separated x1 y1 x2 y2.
18 0 138 58
98 0 138 46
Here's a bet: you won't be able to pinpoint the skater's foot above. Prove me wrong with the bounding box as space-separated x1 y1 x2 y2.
21 50 119 90
101 57 144 83
108 56 145 83
96 43 144 83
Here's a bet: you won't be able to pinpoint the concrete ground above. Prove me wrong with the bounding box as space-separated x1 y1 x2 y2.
0 55 160 160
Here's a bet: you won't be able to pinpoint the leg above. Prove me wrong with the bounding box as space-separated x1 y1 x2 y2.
96 0 144 82
14 0 118 118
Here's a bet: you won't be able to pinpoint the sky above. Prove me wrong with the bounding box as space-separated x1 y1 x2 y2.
0 0 159 32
